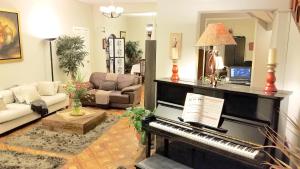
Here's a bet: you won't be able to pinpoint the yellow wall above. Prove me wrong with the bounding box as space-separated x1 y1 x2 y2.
0 0 95 89
206 18 256 61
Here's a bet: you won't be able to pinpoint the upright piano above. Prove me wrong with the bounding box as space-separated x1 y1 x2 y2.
142 78 291 169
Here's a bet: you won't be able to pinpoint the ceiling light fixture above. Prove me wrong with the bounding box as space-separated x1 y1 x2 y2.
99 1 124 18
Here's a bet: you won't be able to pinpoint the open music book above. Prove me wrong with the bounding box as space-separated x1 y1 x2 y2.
182 93 224 128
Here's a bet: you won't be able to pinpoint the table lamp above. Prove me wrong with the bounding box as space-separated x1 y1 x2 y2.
196 23 236 87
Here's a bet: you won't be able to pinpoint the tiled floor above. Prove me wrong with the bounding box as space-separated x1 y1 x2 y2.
0 108 145 169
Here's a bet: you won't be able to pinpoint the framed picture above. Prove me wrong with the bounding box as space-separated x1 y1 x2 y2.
115 58 124 74
169 32 182 59
108 38 114 57
291 0 300 29
114 38 125 58
120 31 126 39
0 10 22 63
102 38 107 49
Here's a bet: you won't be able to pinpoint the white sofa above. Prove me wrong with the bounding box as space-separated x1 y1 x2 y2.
0 82 69 134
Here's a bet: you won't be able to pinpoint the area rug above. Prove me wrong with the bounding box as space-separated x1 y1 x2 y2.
5 114 118 154
0 150 65 169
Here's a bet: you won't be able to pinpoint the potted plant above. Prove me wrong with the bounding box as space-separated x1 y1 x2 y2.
261 114 300 168
122 107 153 144
56 35 88 80
124 41 143 73
65 73 88 116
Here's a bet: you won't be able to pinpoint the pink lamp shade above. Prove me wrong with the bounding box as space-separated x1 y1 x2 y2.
196 23 236 46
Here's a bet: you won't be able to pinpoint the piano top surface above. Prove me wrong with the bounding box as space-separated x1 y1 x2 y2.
155 78 292 100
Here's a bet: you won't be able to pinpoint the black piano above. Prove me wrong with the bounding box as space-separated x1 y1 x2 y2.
142 78 291 169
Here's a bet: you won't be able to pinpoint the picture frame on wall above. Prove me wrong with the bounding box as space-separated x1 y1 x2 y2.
120 31 126 39
291 0 300 29
102 38 107 49
114 38 125 58
0 10 23 63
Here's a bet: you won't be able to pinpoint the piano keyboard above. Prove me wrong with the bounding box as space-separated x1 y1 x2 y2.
149 120 260 160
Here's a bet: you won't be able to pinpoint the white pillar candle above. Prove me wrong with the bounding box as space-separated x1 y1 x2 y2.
268 48 277 65
171 48 179 60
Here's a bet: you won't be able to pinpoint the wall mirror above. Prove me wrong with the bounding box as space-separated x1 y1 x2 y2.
197 10 275 85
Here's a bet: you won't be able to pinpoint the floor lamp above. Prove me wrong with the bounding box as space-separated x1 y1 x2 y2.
196 23 236 86
45 38 56 82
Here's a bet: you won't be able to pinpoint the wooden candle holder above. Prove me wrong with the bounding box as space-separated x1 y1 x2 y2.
171 60 179 82
264 64 277 92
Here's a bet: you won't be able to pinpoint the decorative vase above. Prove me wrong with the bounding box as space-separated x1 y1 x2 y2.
70 98 85 116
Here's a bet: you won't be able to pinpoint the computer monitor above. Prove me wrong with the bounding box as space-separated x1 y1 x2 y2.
229 66 251 82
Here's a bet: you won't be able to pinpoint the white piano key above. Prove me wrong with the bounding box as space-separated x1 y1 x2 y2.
149 121 259 160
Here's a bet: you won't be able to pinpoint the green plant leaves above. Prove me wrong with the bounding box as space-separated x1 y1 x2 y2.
121 107 153 144
56 36 88 79
124 41 143 73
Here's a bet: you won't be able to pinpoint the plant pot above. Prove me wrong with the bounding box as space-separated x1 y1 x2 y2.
70 99 85 116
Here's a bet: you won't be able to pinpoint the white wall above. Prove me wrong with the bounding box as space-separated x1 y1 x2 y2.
91 3 156 73
155 0 290 80
270 11 291 89
127 16 156 59
251 20 272 88
92 6 128 73
0 0 94 89
284 17 300 144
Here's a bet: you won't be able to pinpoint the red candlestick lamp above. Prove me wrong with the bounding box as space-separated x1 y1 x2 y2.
264 48 277 93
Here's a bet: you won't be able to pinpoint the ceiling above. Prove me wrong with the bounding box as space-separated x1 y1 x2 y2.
78 0 156 4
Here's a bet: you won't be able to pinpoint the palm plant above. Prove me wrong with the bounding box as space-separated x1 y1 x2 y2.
56 35 88 80
125 41 143 73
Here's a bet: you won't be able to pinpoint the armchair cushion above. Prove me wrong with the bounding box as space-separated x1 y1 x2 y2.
89 72 106 89
121 84 142 94
117 74 135 90
109 91 129 104
99 80 116 91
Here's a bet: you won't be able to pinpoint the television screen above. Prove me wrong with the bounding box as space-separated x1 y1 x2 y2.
229 66 251 81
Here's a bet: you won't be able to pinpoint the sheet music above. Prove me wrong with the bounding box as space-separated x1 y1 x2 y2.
182 93 224 128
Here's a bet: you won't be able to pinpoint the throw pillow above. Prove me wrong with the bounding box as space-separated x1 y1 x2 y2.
0 90 14 104
53 81 61 93
22 85 41 104
99 80 116 91
10 86 25 103
37 82 56 96
0 97 7 111
117 74 135 90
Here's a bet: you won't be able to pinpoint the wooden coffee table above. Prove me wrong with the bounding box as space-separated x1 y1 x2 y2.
42 108 106 134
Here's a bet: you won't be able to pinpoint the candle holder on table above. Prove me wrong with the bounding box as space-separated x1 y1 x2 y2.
264 63 277 92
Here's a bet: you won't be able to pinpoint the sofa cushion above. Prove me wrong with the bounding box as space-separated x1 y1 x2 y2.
37 82 56 96
89 72 107 89
0 103 33 123
109 91 129 104
117 74 136 90
0 90 14 104
99 80 116 91
10 86 26 103
41 93 67 106
22 85 41 104
0 97 7 111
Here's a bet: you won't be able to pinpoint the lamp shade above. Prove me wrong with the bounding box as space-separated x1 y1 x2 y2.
196 23 236 46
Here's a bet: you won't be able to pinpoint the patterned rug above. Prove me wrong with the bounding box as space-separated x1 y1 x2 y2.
5 114 118 154
0 150 65 169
